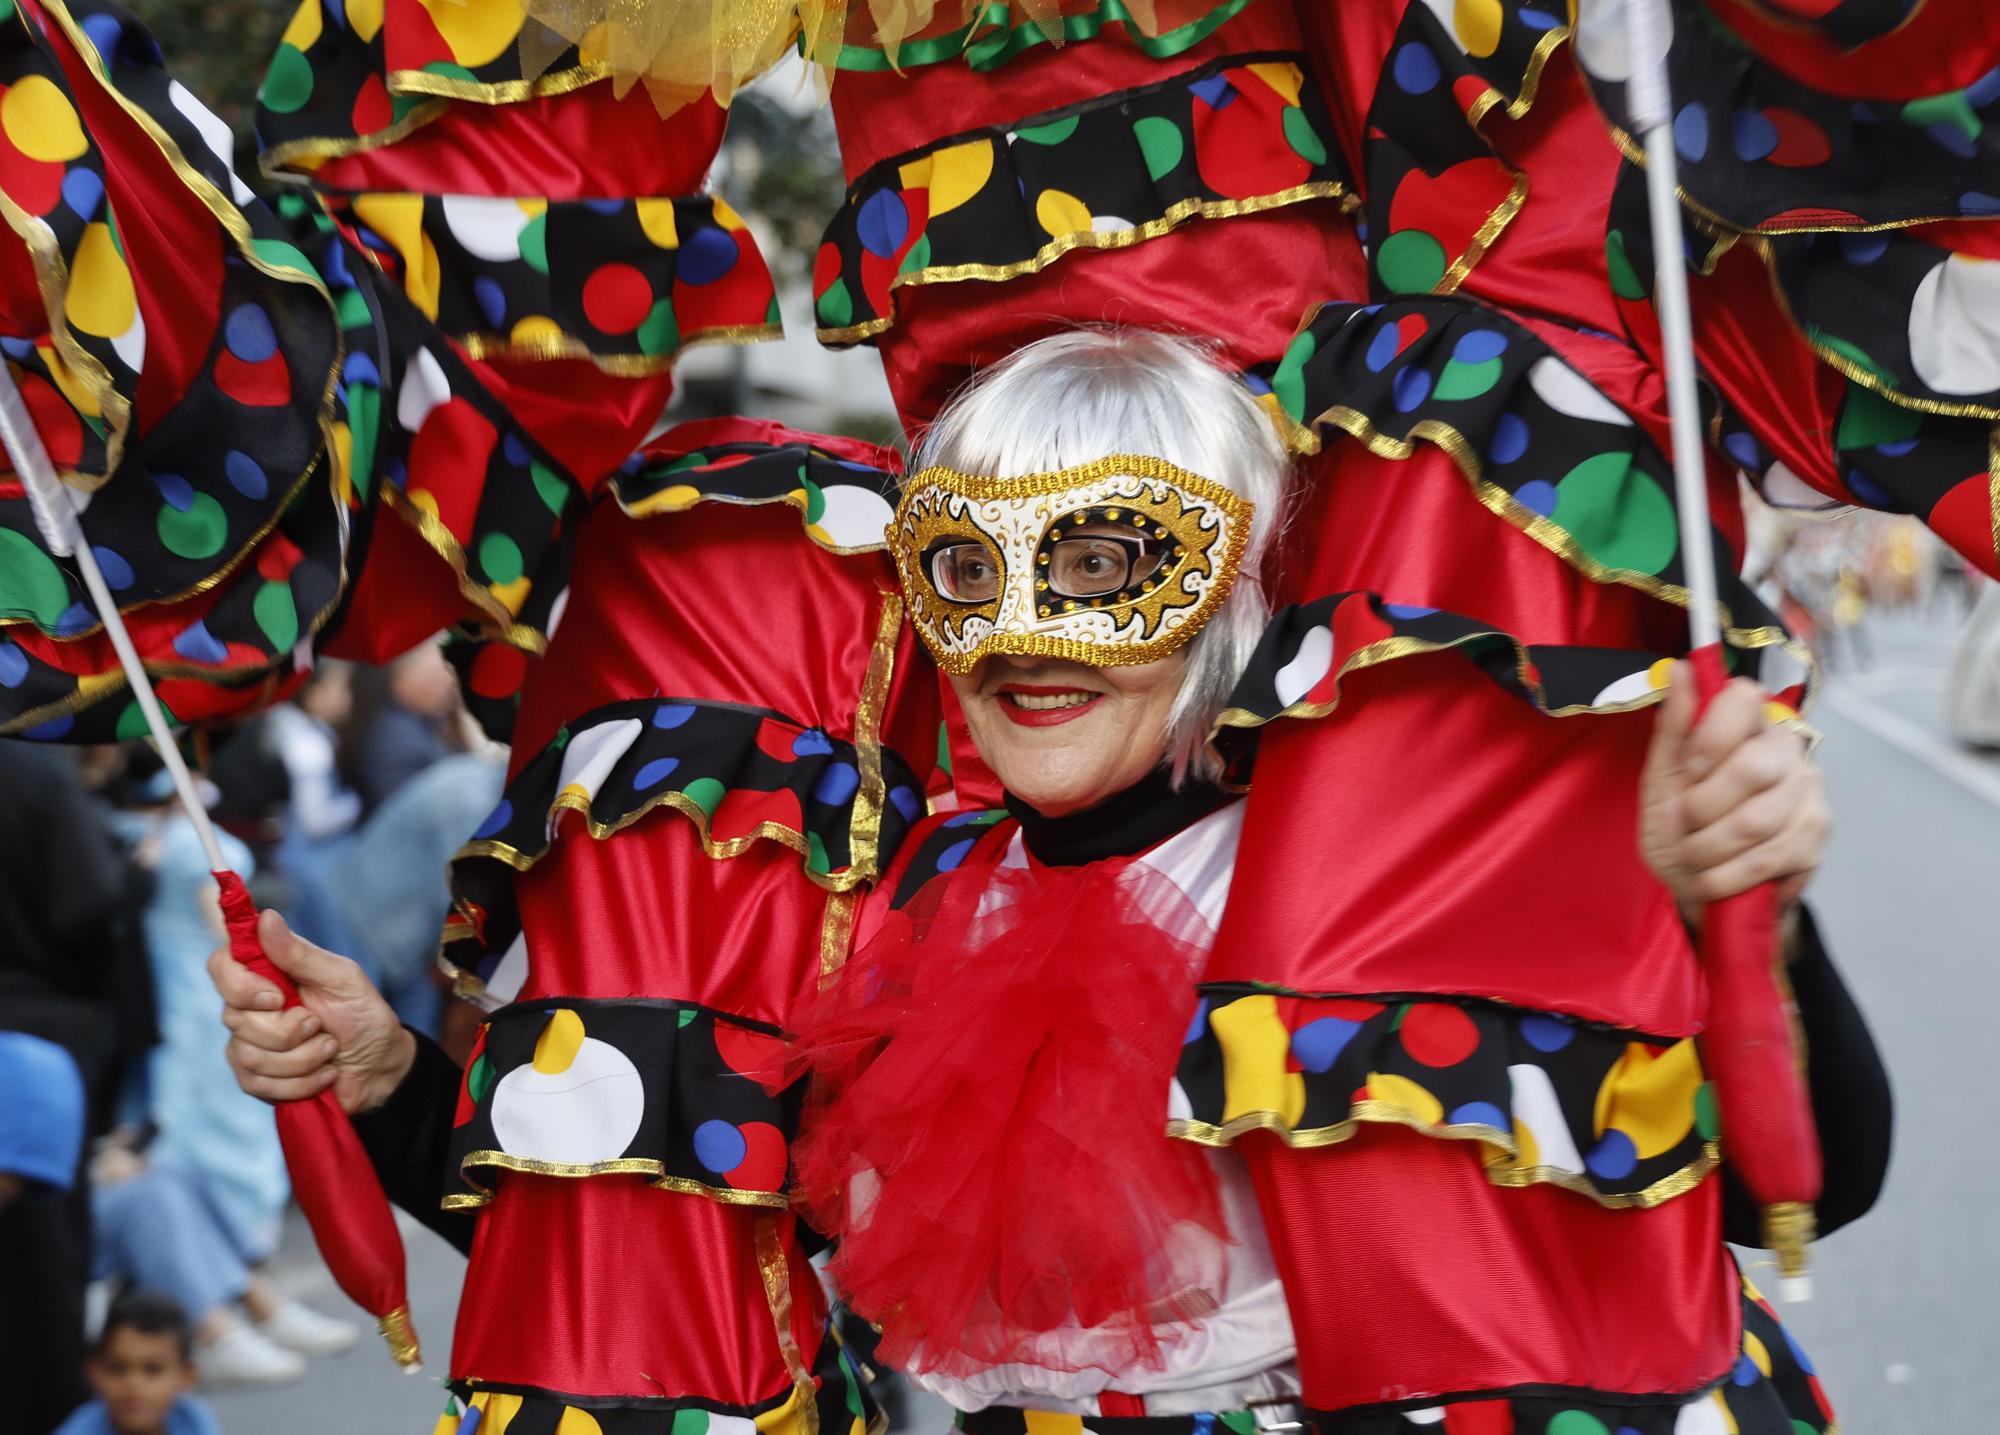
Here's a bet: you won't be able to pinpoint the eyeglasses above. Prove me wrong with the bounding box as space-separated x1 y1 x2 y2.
927 529 1168 605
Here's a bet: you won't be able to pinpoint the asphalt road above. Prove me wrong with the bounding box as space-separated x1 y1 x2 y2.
209 607 1999 1434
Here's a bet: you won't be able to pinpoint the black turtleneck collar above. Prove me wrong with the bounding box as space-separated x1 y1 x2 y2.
1004 765 1231 867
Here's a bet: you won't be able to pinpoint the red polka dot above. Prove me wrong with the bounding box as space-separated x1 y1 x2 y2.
468 641 528 699
1764 109 1832 169
714 1023 787 1087
711 785 805 842
254 532 304 581
0 136 65 218
407 397 498 539
1399 1003 1480 1068
17 369 82 467
1927 474 1999 579
215 349 292 407
1314 998 1387 1024
812 242 842 294
754 719 800 765
581 262 654 335
1196 72 1313 199
726 1120 788 1190
351 73 392 137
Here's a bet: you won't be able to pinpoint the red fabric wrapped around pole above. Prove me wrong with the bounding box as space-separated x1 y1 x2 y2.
1687 643 1823 1289
212 871 420 1368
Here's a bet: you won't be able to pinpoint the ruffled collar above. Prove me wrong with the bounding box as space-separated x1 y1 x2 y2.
1004 765 1230 867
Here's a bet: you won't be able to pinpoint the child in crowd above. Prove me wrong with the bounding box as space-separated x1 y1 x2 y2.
56 1290 220 1435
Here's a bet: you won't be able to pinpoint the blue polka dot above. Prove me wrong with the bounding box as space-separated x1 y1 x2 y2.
0 336 34 359
1966 67 2000 107
472 800 513 839
814 761 860 806
856 190 910 259
55 604 94 637
224 450 268 499
473 276 507 330
889 785 922 823
23 714 73 741
1926 122 1977 160
1290 1016 1362 1074
1452 329 1508 365
582 197 624 216
943 809 991 827
1520 1013 1573 1051
80 12 122 62
172 621 229 664
791 728 834 757
1513 479 1558 517
1673 103 1708 162
342 352 380 389
502 433 532 469
652 703 696 729
1183 997 1210 1045
1840 232 1890 266
1448 1101 1508 1130
1241 371 1272 397
1364 329 1406 380
1382 603 1438 619
676 227 739 287
1189 73 1234 109
456 1404 483 1435
1961 191 2000 216
62 168 104 221
1518 8 1561 28
1392 42 1439 94
0 643 26 687
1392 365 1433 413
1732 109 1778 163
1782 1324 1816 1375
1731 1352 1760 1387
1489 412 1529 465
320 237 354 291
1585 1129 1638 1181
633 757 680 790
693 1119 747 1175
1722 431 1763 470
91 546 133 591
1875 437 1918 458
1843 467 1897 509
154 473 195 511
224 305 278 364
935 837 976 871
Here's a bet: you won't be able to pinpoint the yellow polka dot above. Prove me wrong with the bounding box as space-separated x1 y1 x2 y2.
1454 0 1503 57
1592 1038 1700 1159
533 1008 586 1074
66 223 136 338
1647 657 1677 689
419 0 527 69
635 197 679 250
1246 61 1305 106
477 1393 523 1435
896 154 934 192
1363 1072 1444 1126
1710 1389 1740 1435
1744 1330 1772 1376
1513 1114 1540 1167
515 196 548 218
331 421 354 506
280 0 322 52
1212 995 1306 1129
4 75 87 164
555 1409 603 1435
407 488 441 520
38 344 101 419
345 0 384 44
351 193 441 318
752 1385 808 1435
510 315 563 346
1764 700 1797 725
488 575 531 614
1023 1414 1086 1435
431 1411 459 1435
712 197 748 232
1035 187 1093 239
924 140 995 216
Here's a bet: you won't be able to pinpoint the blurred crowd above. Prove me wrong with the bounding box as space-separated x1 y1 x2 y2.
0 643 503 1434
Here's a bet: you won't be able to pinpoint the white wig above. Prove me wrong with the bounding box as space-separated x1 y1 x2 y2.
913 328 1291 784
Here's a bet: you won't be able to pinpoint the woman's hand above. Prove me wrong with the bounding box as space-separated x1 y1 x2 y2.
208 910 415 1116
1639 666 1830 918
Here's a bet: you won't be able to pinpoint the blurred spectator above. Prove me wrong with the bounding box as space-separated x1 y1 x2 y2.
55 1289 219 1435
1949 578 2000 749
266 667 365 961
344 644 460 817
0 746 154 1435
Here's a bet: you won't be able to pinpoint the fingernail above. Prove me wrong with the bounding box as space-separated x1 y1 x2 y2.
301 1015 320 1035
320 1036 339 1056
255 993 281 1011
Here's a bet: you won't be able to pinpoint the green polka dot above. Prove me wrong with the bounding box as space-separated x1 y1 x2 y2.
253 580 299 651
276 192 310 221
157 492 228 561
1901 92 1979 143
260 44 314 115
346 385 380 503
670 1409 710 1435
1133 116 1185 181
251 237 319 282
1835 382 1923 451
390 93 425 125
115 698 174 742
1434 357 1504 401
1375 228 1448 295
675 1008 698 1028
898 232 932 275
0 0 17 22
816 277 854 329
1218 1415 1256 1435
1551 451 1680 575
663 452 707 474
1695 1080 1720 1141
1270 326 1319 422
478 532 524 585
637 297 680 356
805 830 830 873
936 721 953 777
764 294 782 327
682 777 725 816
1013 115 1080 145
467 1053 496 1103
1807 329 1894 387
0 529 72 628
420 61 479 85
519 215 549 275
1606 229 1645 301
800 473 826 524
334 288 373 330
1792 1422 1821 1435
1546 1414 1610 1435
1281 106 1327 165
530 461 569 515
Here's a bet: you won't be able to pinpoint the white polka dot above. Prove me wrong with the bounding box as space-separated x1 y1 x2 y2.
1672 1392 1731 1435
1528 356 1634 427
491 1036 643 1164
168 81 254 205
395 346 451 432
1273 624 1335 708
1908 254 2000 397
551 717 643 835
1090 214 1134 232
482 932 528 1009
110 306 145 374
1757 460 1836 511
1167 1077 1194 1123
806 483 894 551
1508 1062 1583 1176
441 194 533 264
1401 1408 1448 1426
1590 668 1659 707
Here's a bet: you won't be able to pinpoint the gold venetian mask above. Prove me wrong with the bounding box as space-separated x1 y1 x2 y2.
891 454 1255 675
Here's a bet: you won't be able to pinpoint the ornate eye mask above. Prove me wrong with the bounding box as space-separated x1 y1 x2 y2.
891 454 1255 675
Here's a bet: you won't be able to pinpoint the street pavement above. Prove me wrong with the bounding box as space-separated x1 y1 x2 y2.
210 608 1998 1433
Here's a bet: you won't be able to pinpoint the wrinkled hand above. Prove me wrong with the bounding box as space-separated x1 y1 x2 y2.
1639 666 1829 917
208 910 414 1116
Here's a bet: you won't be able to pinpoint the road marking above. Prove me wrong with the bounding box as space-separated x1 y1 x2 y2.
1822 688 2000 812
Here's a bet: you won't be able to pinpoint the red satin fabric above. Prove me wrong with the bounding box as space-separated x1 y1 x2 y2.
1206 655 1702 1037
1707 0 2000 99
453 1174 820 1402
459 351 678 493
796 857 1229 1377
1242 1127 1736 1411
322 508 482 663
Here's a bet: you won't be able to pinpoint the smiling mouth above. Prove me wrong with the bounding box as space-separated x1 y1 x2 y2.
994 685 1103 726
1005 690 1096 710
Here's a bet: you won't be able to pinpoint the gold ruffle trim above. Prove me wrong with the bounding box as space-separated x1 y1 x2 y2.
442 1151 789 1210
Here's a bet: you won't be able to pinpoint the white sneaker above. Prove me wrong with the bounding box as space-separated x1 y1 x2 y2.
201 1321 308 1386
256 1297 361 1356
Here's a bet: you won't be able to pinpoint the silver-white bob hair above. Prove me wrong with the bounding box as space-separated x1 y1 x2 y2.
913 328 1291 785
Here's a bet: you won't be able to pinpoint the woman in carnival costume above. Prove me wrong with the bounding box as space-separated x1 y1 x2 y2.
0 0 1992 1430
